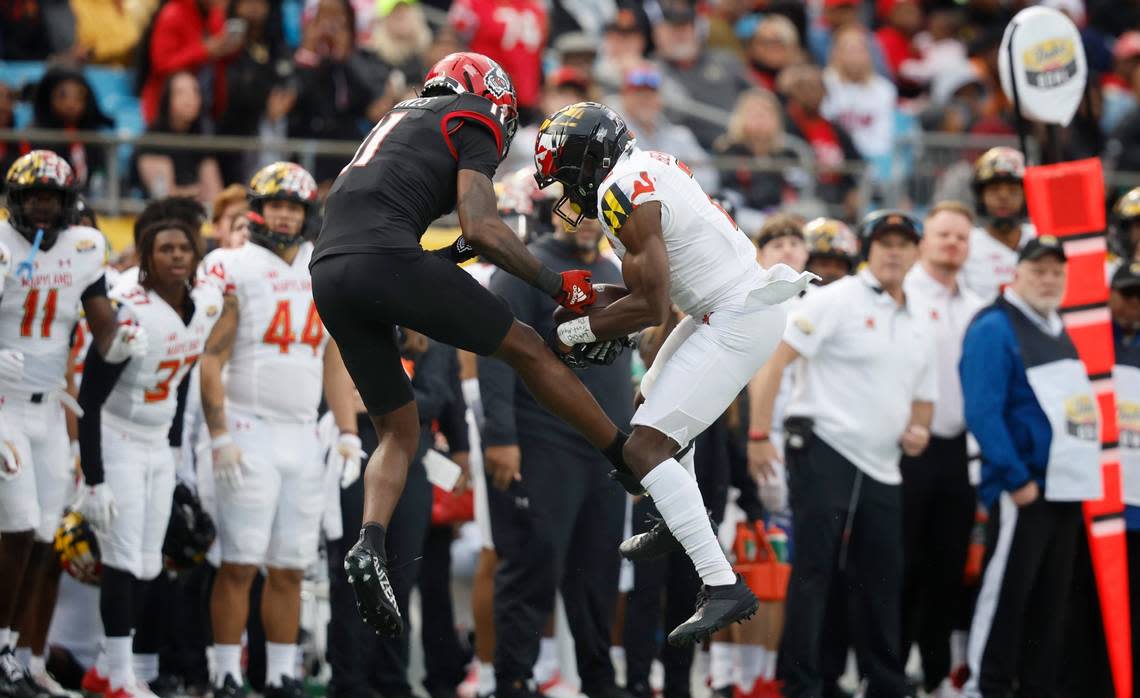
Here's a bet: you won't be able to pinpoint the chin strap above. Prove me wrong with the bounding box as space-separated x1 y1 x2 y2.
16 228 44 282
247 212 303 253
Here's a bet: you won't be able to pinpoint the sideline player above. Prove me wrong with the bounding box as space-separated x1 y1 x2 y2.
199 162 358 698
75 219 222 698
0 151 146 698
536 102 815 645
311 52 635 637
960 147 1035 300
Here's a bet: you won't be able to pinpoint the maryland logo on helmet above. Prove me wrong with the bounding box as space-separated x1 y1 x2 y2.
803 218 859 262
973 147 1026 187
1115 188 1140 221
54 509 101 586
248 162 318 207
6 150 76 191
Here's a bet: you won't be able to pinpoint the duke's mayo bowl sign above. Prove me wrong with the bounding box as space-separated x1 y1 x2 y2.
999 6 1088 126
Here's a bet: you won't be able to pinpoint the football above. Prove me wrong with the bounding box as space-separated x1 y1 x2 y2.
553 283 630 324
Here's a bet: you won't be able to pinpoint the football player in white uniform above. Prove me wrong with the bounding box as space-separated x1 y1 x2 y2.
198 163 357 698
73 219 221 698
960 147 1036 301
535 103 815 645
0 151 146 698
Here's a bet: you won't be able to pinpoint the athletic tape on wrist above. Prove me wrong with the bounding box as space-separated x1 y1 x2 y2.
212 433 234 448
557 316 597 346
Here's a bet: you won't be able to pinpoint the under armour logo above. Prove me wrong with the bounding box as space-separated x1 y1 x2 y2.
569 285 588 305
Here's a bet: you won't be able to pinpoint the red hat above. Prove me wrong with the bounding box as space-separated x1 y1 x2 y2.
876 0 918 19
1116 31 1140 62
824 0 859 7
546 66 590 92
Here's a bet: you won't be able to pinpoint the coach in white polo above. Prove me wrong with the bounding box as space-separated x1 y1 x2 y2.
750 210 937 697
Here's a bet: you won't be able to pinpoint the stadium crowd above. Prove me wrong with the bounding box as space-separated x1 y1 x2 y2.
0 1 1137 698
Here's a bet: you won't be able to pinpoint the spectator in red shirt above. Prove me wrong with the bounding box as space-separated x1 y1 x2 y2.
137 0 243 124
747 14 801 92
448 0 547 121
874 0 923 95
778 63 862 219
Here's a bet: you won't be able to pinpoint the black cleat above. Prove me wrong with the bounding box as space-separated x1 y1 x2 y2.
262 677 305 698
0 650 44 698
344 532 403 637
666 574 758 647
618 511 717 562
210 674 245 698
148 674 181 698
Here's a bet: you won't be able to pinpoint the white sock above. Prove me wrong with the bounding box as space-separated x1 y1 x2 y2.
0 629 9 651
28 654 46 676
737 645 766 690
533 637 558 684
106 636 135 691
213 644 242 687
764 648 778 680
96 649 109 677
709 642 735 689
14 647 30 669
476 661 496 695
133 653 159 683
265 642 296 687
8 632 17 650
642 458 735 586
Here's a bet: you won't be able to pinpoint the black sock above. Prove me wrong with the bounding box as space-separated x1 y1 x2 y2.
603 431 629 469
360 522 387 555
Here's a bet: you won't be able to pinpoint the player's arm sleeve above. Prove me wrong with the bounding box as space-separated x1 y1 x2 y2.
781 286 840 359
452 121 501 180
77 343 129 485
960 312 1031 492
166 372 192 448
437 351 470 453
81 274 108 302
600 170 675 242
412 342 456 425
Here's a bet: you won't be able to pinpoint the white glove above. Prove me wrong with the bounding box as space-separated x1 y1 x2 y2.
0 437 21 480
328 432 364 489
75 483 117 535
211 433 246 489
104 323 149 363
0 349 24 383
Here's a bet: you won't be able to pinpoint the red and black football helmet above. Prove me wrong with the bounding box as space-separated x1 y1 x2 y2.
5 150 78 246
423 52 519 162
533 102 634 228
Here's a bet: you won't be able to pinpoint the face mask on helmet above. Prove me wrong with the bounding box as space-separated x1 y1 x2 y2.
246 162 317 252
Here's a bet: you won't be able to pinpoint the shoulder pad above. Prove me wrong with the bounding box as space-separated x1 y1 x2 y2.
393 94 463 114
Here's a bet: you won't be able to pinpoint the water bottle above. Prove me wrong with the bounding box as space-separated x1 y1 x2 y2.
767 524 788 563
734 521 758 563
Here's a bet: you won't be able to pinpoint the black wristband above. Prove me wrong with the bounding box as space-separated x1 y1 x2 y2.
536 266 562 297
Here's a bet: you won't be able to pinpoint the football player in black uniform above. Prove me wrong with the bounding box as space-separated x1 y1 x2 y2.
311 52 633 637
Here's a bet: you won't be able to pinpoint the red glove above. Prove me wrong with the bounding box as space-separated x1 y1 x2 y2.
554 270 596 314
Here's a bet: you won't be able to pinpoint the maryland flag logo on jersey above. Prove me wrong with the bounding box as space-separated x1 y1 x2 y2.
600 183 633 235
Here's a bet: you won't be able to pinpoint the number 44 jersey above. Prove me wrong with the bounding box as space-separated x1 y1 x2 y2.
202 241 329 423
0 221 107 393
103 281 223 430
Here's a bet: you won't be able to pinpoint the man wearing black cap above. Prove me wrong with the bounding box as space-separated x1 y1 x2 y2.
749 211 937 697
960 236 1102 696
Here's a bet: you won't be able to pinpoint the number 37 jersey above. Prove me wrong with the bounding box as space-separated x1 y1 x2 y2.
103 281 223 432
203 241 328 423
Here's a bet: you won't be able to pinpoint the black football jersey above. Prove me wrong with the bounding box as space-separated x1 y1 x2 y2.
314 93 507 261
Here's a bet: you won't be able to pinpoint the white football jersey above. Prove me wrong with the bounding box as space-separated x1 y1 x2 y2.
960 223 1036 302
0 222 107 392
202 242 329 423
596 147 768 318
102 281 223 432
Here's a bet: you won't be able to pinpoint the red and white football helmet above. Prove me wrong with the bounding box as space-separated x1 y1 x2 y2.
423 52 519 161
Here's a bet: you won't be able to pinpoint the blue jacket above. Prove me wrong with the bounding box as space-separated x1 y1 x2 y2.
960 305 1053 509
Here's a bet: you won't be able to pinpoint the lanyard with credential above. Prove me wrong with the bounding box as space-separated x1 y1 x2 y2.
15 228 44 281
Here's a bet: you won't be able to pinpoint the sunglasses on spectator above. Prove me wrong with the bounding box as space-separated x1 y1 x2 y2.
625 70 662 90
